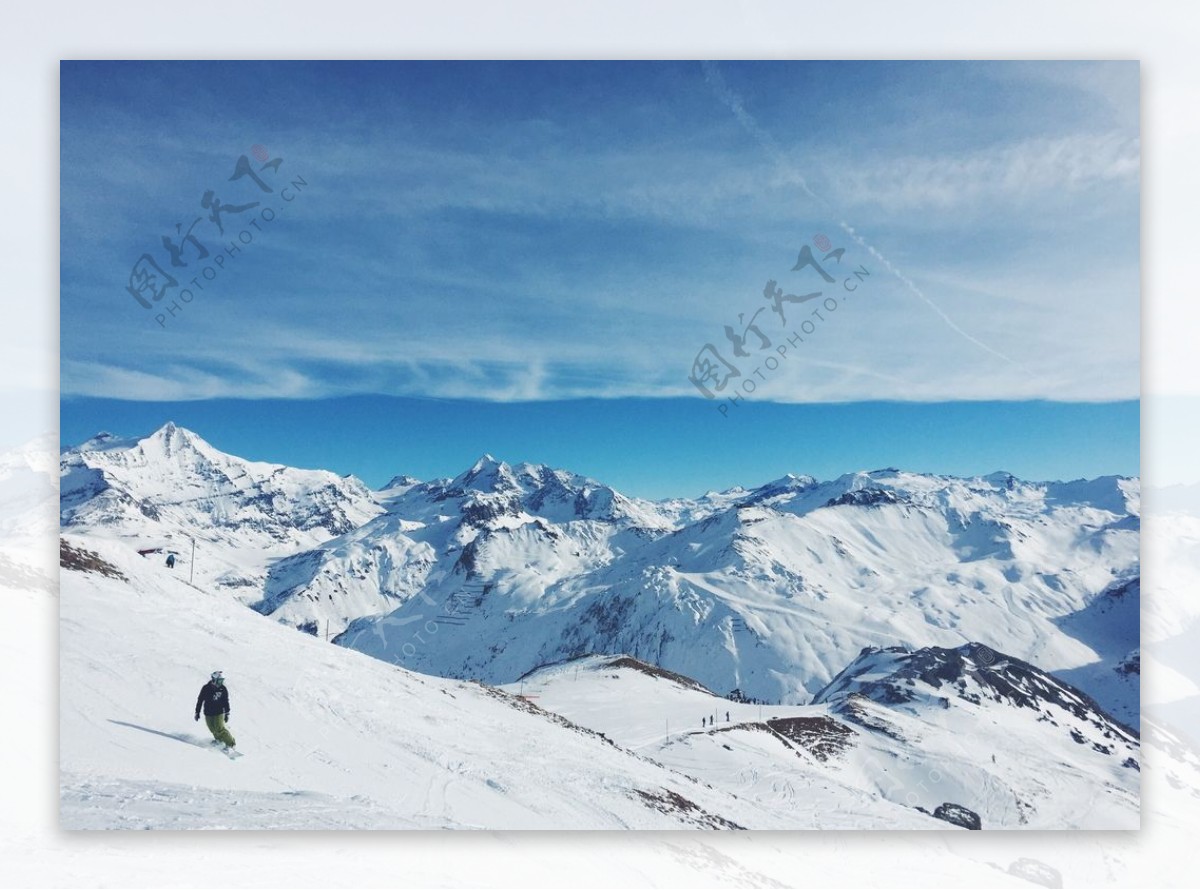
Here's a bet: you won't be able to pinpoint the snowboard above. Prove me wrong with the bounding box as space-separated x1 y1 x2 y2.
204 738 243 759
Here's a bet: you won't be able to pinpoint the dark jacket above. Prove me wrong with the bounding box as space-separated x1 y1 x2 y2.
195 681 231 718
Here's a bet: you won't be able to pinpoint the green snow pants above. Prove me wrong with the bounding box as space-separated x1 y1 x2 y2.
204 713 236 748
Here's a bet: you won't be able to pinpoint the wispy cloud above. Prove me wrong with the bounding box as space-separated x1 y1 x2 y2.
700 60 1034 373
61 61 1140 407
826 132 1139 213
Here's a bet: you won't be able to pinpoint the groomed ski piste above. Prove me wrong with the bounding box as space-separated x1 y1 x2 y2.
62 534 1138 829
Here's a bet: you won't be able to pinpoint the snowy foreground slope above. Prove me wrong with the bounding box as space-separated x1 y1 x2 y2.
61 535 1137 829
61 536 947 830
61 425 1140 726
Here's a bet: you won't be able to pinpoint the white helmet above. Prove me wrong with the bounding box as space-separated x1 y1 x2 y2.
211 670 224 681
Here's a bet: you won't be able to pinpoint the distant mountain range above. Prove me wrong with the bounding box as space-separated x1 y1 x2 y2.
60 423 1140 728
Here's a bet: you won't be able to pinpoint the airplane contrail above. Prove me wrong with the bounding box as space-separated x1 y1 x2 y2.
700 60 1024 370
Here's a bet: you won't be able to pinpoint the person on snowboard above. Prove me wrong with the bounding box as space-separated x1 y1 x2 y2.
194 670 236 749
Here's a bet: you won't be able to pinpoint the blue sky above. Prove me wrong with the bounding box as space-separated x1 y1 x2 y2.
59 396 1138 499
60 61 1139 491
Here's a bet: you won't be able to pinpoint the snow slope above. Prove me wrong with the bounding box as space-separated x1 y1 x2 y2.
61 534 947 830
505 650 1139 829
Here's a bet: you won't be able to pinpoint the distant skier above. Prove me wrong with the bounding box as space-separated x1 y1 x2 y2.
726 711 730 722
165 553 175 569
194 670 236 749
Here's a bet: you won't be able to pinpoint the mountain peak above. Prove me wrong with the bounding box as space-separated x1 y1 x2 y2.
73 431 134 453
148 421 192 443
140 422 213 459
61 422 385 545
471 453 501 471
762 472 817 490
452 453 520 494
381 474 421 491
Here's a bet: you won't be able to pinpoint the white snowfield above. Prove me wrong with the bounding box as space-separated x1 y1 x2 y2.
61 537 948 830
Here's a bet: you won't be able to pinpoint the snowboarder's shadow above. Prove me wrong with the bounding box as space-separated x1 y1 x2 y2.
108 719 211 749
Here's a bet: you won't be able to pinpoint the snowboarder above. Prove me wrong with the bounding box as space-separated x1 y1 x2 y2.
166 553 176 569
194 670 236 749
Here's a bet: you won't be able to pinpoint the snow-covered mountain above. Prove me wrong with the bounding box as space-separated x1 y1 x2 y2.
809 642 1140 826
255 454 685 635
60 427 1139 720
333 463 1139 720
814 641 1137 736
1052 577 1140 727
60 423 383 599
